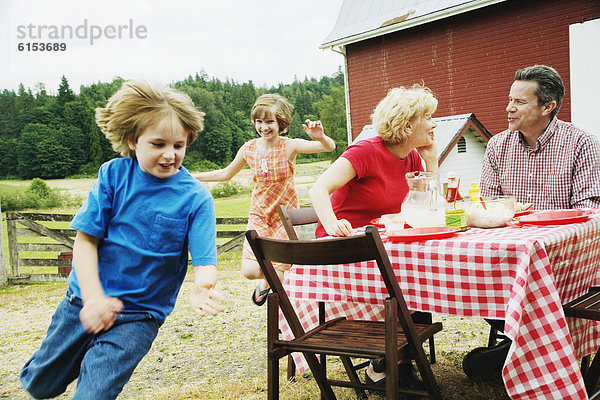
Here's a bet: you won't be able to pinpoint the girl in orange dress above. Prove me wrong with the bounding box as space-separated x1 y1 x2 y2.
195 94 335 305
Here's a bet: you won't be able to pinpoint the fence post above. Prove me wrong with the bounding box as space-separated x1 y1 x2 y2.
0 200 7 285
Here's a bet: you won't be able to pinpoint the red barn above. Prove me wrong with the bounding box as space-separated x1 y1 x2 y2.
321 0 600 141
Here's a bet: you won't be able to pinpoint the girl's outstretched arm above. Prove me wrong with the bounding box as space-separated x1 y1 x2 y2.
194 145 247 182
288 120 335 158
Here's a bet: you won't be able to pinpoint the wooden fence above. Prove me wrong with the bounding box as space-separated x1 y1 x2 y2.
4 212 247 283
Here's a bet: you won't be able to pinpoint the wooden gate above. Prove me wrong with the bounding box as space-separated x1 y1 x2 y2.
5 212 247 283
6 212 74 283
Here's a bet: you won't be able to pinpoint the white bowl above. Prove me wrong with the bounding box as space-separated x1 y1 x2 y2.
465 196 516 228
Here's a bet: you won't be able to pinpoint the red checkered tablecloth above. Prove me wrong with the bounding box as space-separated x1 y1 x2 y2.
280 210 600 400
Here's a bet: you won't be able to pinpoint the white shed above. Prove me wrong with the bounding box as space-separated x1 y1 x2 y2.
353 113 491 195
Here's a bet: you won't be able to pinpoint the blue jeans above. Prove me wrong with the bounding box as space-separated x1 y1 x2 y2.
20 290 160 400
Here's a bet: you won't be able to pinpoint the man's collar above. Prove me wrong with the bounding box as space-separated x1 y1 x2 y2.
518 117 557 150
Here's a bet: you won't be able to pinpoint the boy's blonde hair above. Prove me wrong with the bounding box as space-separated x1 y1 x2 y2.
250 93 293 133
96 80 205 157
371 84 438 145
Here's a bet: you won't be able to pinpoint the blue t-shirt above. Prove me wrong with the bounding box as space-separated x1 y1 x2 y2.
68 158 217 323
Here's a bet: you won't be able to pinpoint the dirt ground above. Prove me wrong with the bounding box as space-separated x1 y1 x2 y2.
0 261 269 400
0 266 509 400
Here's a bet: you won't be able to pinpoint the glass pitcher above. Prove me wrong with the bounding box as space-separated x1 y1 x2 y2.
401 171 447 228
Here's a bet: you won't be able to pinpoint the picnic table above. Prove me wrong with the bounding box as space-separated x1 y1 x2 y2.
281 210 600 399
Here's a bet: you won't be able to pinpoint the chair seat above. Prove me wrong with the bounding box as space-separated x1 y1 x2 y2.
276 317 443 359
564 288 600 319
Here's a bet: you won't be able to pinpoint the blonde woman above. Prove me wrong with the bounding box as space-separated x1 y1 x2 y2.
311 84 439 238
309 84 439 390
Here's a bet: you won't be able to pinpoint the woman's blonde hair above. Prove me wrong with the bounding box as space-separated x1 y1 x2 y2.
96 80 205 157
371 84 438 145
250 93 293 133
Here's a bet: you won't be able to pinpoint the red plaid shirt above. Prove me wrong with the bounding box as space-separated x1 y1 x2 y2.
481 118 600 209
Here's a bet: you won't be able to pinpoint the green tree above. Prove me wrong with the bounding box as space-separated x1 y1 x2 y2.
57 75 75 107
0 90 19 138
34 82 50 107
202 121 233 165
314 86 348 159
17 124 78 179
16 84 35 114
0 138 19 178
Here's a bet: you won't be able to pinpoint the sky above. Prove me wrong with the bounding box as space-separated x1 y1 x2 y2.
0 0 345 94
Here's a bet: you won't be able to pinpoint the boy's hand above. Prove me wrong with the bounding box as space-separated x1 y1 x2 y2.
189 285 226 317
302 119 324 140
79 295 123 334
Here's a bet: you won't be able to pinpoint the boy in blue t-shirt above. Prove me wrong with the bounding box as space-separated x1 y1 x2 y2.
20 80 225 400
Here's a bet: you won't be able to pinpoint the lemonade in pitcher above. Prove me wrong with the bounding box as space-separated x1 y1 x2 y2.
401 171 446 228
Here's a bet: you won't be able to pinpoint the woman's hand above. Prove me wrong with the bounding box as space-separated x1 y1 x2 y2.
416 131 438 171
79 295 123 334
323 218 354 237
302 120 324 140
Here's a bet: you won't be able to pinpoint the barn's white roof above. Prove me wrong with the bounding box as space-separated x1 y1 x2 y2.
352 113 491 160
321 0 506 49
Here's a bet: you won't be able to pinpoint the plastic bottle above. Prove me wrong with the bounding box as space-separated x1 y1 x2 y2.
445 172 462 203
469 182 481 202
445 172 467 230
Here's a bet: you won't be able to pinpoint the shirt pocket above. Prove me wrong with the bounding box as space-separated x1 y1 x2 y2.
148 214 188 253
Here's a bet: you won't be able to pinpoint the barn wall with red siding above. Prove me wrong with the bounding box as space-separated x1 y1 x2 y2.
345 0 600 139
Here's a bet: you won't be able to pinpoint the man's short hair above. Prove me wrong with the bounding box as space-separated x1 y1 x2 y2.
514 65 564 119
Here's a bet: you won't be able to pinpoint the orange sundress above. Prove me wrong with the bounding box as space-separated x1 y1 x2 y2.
242 137 299 271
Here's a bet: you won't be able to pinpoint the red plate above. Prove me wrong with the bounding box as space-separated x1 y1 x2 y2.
370 218 412 229
516 210 593 226
369 218 385 228
514 209 534 217
386 227 459 242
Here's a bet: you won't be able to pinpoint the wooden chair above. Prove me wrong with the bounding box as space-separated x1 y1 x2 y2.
487 327 508 347
563 286 600 399
246 226 443 400
276 205 319 380
277 204 318 241
277 204 438 364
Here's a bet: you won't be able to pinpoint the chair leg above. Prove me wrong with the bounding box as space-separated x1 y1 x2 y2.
286 354 296 381
584 351 600 396
268 354 279 400
582 355 591 376
267 295 280 400
488 327 499 347
318 301 327 387
385 300 399 400
340 356 367 399
429 337 436 364
412 311 436 364
304 352 337 400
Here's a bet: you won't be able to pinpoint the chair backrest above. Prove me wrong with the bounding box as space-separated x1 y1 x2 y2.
245 226 420 343
277 205 318 240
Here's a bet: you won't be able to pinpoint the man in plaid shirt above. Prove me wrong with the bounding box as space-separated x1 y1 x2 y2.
463 64 600 381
